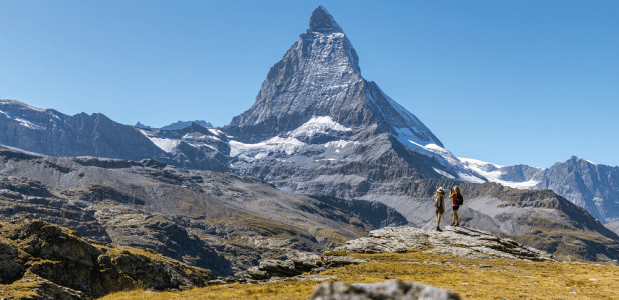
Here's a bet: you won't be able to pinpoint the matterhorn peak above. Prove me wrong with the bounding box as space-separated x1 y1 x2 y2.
309 6 343 33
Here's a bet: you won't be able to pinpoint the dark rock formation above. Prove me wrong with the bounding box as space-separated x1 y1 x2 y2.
0 218 216 299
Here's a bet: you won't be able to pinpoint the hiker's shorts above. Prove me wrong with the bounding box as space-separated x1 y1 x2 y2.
436 206 445 214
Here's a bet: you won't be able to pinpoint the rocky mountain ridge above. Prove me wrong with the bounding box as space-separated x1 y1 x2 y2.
135 120 214 130
461 156 619 224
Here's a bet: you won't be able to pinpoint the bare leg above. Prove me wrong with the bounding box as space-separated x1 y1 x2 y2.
453 211 459 226
436 213 442 231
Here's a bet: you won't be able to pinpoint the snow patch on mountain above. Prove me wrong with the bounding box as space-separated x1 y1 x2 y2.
230 137 306 160
576 156 598 165
290 116 352 138
0 143 43 156
208 128 224 136
0 110 45 130
231 117 356 161
324 140 359 148
433 168 455 179
459 157 542 189
137 129 181 153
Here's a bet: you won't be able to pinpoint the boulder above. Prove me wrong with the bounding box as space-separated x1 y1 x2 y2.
308 280 461 300
245 251 371 280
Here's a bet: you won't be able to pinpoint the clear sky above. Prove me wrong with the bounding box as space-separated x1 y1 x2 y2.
1 1 618 168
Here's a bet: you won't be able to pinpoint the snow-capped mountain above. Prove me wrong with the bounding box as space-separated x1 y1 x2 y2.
460 156 619 223
227 6 482 182
0 100 163 161
0 100 229 171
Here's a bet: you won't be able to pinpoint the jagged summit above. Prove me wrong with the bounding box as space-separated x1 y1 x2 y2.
228 5 441 151
309 5 344 33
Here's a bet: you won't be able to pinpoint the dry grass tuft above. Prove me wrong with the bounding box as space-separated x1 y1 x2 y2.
99 249 619 300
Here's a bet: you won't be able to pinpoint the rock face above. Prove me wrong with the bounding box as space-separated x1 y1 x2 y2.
308 280 461 300
0 218 216 299
336 226 560 262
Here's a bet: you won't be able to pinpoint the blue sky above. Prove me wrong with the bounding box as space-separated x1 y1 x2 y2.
1 1 618 168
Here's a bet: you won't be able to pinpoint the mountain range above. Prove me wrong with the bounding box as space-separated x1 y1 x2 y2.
1 6 618 263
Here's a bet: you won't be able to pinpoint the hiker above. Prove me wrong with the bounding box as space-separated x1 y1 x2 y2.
450 186 463 226
434 187 445 231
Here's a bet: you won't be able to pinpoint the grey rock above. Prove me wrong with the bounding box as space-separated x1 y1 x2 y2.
245 251 370 280
287 250 324 271
336 226 560 262
308 280 461 300
258 259 300 277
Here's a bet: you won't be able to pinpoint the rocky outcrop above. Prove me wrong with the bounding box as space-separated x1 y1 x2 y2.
308 280 461 300
245 250 370 280
336 226 560 262
0 218 217 299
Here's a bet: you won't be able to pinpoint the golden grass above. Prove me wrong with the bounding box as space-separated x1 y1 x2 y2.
314 228 349 245
99 249 619 300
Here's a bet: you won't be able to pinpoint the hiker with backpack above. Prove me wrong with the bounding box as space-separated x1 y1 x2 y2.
450 185 463 227
434 187 446 232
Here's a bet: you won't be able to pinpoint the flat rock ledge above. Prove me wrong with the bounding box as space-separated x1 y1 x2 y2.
308 280 461 300
245 251 371 281
335 226 560 262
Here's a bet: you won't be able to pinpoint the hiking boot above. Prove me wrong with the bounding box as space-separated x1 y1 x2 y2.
436 227 442 232
455 221 460 227
450 220 455 226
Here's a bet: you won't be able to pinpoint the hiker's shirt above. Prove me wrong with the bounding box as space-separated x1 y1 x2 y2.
451 193 459 208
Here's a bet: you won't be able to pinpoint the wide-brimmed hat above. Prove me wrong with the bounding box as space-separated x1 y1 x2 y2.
437 187 444 193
